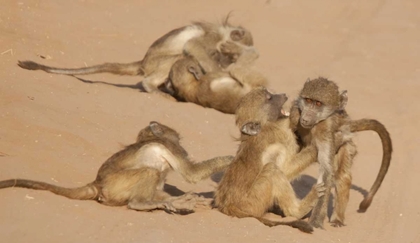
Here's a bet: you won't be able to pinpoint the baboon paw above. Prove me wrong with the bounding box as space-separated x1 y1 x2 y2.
330 219 345 227
220 41 242 56
162 202 178 213
315 183 327 197
308 219 325 229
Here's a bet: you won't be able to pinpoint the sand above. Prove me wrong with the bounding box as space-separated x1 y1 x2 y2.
1 0 419 242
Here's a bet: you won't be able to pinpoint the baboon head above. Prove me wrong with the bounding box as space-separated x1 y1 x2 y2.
230 28 253 46
236 87 288 136
222 13 254 46
164 57 204 98
297 77 348 128
137 121 181 143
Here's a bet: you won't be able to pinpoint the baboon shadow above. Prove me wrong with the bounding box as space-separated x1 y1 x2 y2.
163 184 187 196
164 183 215 199
73 76 146 91
290 175 369 218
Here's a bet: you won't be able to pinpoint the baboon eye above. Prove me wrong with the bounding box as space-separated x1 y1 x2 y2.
315 101 322 107
305 98 312 104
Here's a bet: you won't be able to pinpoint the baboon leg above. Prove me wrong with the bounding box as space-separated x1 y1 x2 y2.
330 142 357 227
232 162 280 218
99 168 160 206
124 169 205 214
271 165 322 219
308 171 332 229
126 168 175 212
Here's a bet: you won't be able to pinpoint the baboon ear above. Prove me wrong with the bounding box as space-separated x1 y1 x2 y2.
305 78 310 83
241 122 261 136
230 29 245 41
339 90 348 110
149 121 163 136
188 66 202 81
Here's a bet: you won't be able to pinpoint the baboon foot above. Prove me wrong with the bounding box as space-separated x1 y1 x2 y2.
330 219 345 227
308 217 325 229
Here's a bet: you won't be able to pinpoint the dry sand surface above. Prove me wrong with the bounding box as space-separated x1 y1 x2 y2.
1 0 419 242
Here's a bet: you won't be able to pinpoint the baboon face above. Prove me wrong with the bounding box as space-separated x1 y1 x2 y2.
236 88 288 134
137 121 181 143
297 78 348 128
230 28 253 46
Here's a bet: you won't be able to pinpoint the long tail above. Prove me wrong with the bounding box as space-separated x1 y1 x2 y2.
257 217 313 233
348 119 393 212
17 60 144 76
0 179 98 200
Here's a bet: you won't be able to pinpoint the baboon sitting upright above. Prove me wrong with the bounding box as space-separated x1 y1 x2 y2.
164 41 267 114
18 17 253 99
0 122 233 214
214 88 330 233
289 77 393 228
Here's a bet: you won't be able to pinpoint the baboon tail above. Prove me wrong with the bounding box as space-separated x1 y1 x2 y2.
17 60 144 76
0 179 98 200
257 217 313 233
348 119 393 212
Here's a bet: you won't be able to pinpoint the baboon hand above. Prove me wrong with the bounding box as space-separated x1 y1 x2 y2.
220 41 242 57
315 182 327 198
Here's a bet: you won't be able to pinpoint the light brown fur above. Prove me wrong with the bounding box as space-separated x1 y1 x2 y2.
0 122 233 214
164 41 267 113
17 17 253 100
289 77 392 228
214 88 328 233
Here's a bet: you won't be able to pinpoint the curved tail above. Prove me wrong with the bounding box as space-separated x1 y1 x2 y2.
0 179 98 200
17 60 144 76
348 119 392 212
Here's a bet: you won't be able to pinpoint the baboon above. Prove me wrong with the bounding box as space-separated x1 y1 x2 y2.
0 121 233 214
289 77 392 228
18 17 253 99
214 88 330 233
164 41 267 114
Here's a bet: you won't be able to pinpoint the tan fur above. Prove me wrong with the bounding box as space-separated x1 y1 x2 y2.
289 77 393 227
17 18 253 100
165 41 267 113
0 122 233 214
214 88 328 233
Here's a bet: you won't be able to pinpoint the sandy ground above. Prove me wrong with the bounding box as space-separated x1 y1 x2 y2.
1 0 419 242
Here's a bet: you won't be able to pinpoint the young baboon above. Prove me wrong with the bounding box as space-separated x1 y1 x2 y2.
18 17 253 99
214 88 329 233
289 77 392 227
0 121 233 214
164 41 267 114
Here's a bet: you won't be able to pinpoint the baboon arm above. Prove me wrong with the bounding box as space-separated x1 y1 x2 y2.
289 104 300 131
183 37 220 73
167 155 234 184
226 47 266 87
229 47 259 67
282 146 318 181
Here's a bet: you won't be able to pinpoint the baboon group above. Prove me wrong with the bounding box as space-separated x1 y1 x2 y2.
4 16 393 233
